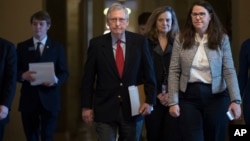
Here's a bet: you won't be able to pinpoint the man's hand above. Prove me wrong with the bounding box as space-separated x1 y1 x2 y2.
42 82 55 87
139 103 153 116
82 108 94 126
22 71 37 82
0 105 8 120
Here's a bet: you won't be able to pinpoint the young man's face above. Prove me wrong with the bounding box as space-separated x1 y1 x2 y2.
31 19 50 40
138 24 147 35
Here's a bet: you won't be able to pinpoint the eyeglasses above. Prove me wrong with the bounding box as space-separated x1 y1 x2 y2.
109 18 127 24
191 12 206 18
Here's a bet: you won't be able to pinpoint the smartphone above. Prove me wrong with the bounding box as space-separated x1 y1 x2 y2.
226 110 234 120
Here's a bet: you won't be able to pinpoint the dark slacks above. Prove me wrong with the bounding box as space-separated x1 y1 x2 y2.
179 82 230 141
0 124 5 141
242 80 250 125
145 102 183 141
21 107 59 141
95 107 142 141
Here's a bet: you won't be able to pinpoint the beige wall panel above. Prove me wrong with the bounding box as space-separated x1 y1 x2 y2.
0 1 42 141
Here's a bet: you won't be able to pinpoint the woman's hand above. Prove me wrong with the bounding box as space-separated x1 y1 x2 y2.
169 104 180 118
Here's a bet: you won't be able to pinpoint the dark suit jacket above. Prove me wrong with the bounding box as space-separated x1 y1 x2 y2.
17 37 69 112
81 31 157 122
0 38 17 124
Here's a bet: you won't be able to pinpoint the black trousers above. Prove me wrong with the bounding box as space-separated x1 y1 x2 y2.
179 82 230 141
0 124 5 141
145 101 183 141
21 106 59 141
242 79 250 125
95 107 142 141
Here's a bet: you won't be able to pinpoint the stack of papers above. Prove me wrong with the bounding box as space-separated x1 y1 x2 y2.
29 62 58 86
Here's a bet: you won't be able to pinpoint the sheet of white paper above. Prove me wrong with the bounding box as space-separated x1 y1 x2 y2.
128 85 141 116
29 62 57 86
128 85 154 116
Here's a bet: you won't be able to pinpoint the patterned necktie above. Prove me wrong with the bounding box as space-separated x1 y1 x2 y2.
116 39 124 78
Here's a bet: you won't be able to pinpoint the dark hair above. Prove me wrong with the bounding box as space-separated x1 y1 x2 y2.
30 11 51 25
145 6 179 43
138 12 151 25
180 0 225 49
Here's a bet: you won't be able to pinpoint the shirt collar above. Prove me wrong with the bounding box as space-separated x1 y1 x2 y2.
195 33 207 43
33 36 47 45
111 32 126 45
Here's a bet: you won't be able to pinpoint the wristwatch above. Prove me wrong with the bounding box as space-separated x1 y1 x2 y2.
232 100 241 105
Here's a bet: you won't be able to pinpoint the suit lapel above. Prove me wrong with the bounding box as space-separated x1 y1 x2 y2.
40 38 52 60
123 32 135 77
101 34 119 76
26 38 39 62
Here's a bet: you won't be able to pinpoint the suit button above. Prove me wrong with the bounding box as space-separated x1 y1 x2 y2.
118 95 122 101
120 83 123 86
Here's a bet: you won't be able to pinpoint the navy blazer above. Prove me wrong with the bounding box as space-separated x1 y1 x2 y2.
81 31 157 122
17 37 69 112
0 38 17 124
238 38 250 96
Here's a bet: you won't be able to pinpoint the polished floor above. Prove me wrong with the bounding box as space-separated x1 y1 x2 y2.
64 122 237 141
60 124 148 141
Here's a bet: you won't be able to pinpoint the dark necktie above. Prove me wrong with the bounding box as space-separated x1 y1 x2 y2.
36 42 41 59
116 39 124 78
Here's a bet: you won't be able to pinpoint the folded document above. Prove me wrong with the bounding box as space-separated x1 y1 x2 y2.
29 62 58 86
128 84 147 116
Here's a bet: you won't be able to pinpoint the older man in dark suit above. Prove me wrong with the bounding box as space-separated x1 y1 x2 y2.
81 3 157 141
0 37 17 141
16 11 69 141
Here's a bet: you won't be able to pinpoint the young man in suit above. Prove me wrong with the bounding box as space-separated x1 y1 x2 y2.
137 12 151 36
16 11 69 141
0 37 17 141
81 3 157 141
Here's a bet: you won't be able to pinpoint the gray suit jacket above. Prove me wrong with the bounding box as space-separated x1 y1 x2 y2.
168 34 241 105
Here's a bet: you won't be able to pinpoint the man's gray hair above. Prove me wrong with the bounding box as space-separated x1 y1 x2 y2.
106 3 129 20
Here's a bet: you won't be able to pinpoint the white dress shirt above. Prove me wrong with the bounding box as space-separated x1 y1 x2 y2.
189 33 212 84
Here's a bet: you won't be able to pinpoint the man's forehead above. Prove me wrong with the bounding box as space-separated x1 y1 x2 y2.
109 10 126 17
32 19 47 23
